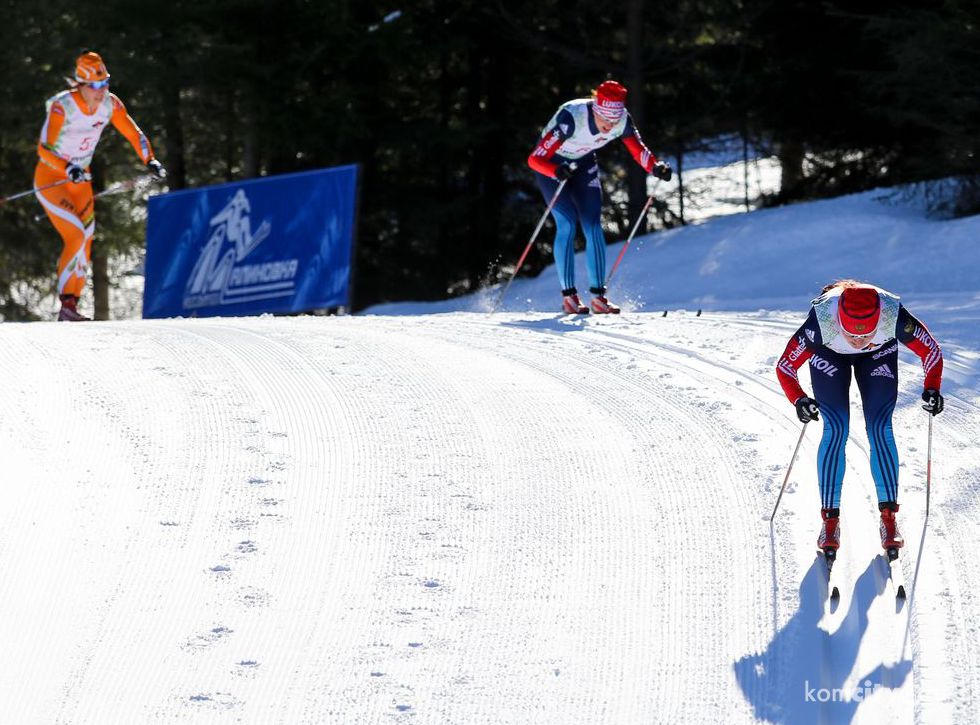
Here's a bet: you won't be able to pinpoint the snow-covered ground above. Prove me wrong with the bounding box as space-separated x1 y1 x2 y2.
1 188 979 723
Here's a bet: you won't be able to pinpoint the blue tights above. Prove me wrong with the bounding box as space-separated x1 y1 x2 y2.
810 345 900 509
535 158 606 293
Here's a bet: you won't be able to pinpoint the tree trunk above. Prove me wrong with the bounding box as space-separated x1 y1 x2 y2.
91 244 110 321
161 66 186 190
90 162 109 320
743 126 751 212
676 150 685 225
626 0 647 233
243 103 260 179
469 37 508 292
779 139 805 201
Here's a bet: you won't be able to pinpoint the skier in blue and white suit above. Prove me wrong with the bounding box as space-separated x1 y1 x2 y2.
527 80 672 315
776 280 944 554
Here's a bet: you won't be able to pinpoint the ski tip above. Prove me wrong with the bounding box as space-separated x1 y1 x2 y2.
662 310 668 317
897 584 907 599
831 586 840 600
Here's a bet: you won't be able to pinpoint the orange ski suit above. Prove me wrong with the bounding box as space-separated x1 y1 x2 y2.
34 88 155 297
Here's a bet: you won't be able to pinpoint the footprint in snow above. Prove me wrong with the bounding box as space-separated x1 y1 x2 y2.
188 691 240 709
236 540 257 554
184 626 233 650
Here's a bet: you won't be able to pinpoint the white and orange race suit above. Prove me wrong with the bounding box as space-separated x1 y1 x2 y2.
33 88 155 297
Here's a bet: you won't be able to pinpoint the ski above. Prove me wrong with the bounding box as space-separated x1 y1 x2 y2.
886 547 907 598
824 549 840 600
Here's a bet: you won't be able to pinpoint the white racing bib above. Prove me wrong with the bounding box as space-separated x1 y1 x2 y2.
41 90 114 169
541 99 627 160
812 285 901 355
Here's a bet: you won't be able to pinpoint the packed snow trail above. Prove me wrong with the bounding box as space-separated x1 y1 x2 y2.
0 312 977 723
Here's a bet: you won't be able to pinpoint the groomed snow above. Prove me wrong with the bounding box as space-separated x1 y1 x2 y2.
1 187 979 723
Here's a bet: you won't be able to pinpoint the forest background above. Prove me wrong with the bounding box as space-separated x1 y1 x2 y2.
0 0 976 319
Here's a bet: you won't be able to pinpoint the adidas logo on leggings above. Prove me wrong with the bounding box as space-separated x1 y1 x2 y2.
870 363 895 379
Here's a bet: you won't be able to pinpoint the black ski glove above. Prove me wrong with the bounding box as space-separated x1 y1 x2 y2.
795 396 820 423
66 163 86 184
554 161 578 181
651 160 672 182
921 388 944 416
146 158 167 180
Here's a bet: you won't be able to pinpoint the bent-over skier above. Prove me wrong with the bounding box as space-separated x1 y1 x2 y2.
527 80 671 315
775 280 944 558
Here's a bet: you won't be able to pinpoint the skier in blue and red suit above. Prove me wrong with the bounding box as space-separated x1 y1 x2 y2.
527 80 672 315
775 280 944 555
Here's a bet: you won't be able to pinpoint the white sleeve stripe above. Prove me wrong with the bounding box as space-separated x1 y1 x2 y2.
777 359 799 379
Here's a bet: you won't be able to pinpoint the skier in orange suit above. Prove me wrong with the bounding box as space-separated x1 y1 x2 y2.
34 50 166 320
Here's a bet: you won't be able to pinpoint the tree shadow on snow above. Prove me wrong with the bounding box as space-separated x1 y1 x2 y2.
733 556 912 724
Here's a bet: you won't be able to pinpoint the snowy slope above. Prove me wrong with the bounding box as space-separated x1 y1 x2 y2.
377 187 980 322
1 189 979 724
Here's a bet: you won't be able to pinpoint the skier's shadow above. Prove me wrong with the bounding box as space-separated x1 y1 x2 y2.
499 316 590 333
733 556 912 724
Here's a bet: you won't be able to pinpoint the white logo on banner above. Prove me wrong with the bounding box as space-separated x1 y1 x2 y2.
184 189 298 309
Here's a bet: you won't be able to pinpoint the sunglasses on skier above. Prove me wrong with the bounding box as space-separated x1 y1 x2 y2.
841 327 876 342
87 79 110 90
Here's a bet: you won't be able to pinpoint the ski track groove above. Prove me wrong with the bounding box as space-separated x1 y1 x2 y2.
403 318 676 721
316 319 625 723
405 315 771 721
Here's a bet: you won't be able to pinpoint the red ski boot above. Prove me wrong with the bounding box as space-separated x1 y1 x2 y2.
590 295 621 314
879 502 904 557
57 294 90 322
561 290 589 315
817 508 840 553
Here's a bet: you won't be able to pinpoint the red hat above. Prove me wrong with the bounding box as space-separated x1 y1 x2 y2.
838 286 881 335
594 80 627 122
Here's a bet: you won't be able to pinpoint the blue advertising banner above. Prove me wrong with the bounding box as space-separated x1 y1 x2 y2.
143 165 359 318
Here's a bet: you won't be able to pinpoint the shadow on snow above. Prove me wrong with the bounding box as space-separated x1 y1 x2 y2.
734 555 911 724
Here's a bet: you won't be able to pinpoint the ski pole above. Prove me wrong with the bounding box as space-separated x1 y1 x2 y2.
33 175 154 222
605 181 660 289
770 422 808 523
0 179 69 206
925 414 934 518
491 179 568 312
95 175 151 199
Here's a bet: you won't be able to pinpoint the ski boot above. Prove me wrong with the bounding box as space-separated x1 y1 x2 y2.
590 295 621 314
561 289 589 315
58 294 91 322
879 502 904 560
817 507 840 563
